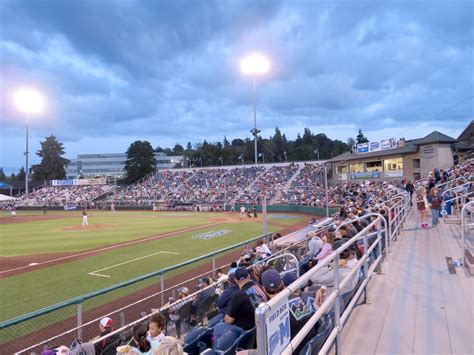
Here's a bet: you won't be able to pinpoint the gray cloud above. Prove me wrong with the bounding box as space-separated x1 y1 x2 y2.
0 0 472 168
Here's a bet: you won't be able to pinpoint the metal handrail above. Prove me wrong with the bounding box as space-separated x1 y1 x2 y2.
461 201 474 264
255 213 387 355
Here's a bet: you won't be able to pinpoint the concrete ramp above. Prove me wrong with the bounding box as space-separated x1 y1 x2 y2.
339 210 474 354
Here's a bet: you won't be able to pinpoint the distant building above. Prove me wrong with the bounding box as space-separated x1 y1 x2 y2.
66 152 185 179
329 121 472 182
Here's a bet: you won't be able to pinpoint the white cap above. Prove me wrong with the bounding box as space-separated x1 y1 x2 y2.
100 317 113 328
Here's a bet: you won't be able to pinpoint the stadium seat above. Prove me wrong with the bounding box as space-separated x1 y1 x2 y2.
196 294 219 325
183 327 213 355
215 326 256 354
298 314 333 355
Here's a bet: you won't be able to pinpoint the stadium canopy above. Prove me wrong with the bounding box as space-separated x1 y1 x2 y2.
0 194 17 201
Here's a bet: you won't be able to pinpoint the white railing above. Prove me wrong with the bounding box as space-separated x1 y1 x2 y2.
255 213 388 355
461 201 474 266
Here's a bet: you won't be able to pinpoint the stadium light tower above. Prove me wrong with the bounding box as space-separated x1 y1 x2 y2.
13 88 45 195
240 53 270 165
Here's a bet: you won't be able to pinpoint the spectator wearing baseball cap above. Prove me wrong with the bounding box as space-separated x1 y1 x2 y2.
261 269 284 296
214 267 267 351
94 317 118 355
215 269 239 316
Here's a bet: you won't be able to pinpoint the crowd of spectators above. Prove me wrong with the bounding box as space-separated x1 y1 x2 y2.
43 156 474 354
18 185 115 206
235 164 300 205
279 163 324 205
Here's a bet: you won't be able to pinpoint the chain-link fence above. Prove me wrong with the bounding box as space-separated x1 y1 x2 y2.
1 233 276 354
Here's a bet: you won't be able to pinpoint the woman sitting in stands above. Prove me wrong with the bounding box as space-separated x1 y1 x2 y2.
315 232 336 261
128 323 152 354
416 186 430 229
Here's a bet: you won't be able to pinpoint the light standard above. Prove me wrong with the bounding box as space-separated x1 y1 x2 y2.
240 53 270 165
13 88 44 195
314 149 320 161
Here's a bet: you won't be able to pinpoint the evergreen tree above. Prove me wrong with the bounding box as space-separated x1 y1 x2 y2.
32 135 70 181
186 142 193 151
0 168 5 181
124 141 156 183
17 167 26 181
356 129 369 144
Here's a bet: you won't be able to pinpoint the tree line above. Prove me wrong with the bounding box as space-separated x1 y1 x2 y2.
0 128 370 184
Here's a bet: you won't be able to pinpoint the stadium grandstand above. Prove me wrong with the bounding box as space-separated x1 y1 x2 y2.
1 154 472 355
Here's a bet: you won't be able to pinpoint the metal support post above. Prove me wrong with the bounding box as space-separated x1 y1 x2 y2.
333 253 341 355
363 231 369 303
77 303 83 340
377 219 383 274
212 256 216 278
262 195 267 235
324 164 329 218
160 274 165 306
120 311 125 328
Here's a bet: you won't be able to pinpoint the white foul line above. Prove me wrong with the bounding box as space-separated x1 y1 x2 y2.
88 251 180 278
0 221 224 274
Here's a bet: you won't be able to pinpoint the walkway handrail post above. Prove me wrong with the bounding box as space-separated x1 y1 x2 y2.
77 303 82 340
362 225 369 303
333 252 341 355
461 201 474 263
377 218 383 274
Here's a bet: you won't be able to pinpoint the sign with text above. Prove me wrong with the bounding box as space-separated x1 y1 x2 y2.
350 172 381 179
385 170 404 178
266 297 291 355
356 142 369 153
356 138 397 154
369 141 381 152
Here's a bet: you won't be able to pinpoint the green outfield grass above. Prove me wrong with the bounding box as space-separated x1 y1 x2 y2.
0 211 304 321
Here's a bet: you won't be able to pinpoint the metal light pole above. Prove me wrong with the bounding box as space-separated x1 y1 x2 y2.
324 163 329 217
13 88 44 195
25 112 29 194
240 53 269 166
253 77 258 165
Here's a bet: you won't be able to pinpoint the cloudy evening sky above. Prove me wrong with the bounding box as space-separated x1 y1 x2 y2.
1 0 473 172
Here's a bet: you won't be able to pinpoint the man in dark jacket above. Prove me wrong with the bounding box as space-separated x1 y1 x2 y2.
94 317 119 355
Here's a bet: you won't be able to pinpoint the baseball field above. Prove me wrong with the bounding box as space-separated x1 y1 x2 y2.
0 210 308 323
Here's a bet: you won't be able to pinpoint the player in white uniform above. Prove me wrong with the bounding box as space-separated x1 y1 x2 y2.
82 209 89 226
239 206 246 219
110 203 116 213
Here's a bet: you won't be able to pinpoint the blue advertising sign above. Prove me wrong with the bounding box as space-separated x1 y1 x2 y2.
350 172 381 179
356 142 369 153
369 141 381 152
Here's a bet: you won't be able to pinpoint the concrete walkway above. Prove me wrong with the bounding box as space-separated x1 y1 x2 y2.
339 210 474 355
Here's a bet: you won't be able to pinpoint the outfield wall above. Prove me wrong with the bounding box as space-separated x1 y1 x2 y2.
227 204 338 216
18 204 338 215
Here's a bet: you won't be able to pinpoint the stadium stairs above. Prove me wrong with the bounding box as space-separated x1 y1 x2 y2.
230 166 268 204
337 206 474 354
270 163 303 204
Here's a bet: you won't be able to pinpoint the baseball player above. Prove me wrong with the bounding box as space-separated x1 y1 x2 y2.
82 209 89 226
110 203 116 213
